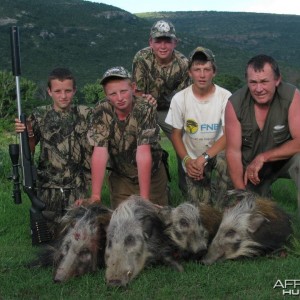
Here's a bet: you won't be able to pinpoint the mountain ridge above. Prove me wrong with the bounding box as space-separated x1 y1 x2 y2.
1 0 299 88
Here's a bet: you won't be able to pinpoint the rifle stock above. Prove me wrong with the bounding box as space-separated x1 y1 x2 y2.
9 26 51 245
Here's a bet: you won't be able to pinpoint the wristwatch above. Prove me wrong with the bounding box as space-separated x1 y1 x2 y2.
202 152 211 162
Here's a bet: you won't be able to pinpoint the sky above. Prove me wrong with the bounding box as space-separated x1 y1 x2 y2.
89 0 300 15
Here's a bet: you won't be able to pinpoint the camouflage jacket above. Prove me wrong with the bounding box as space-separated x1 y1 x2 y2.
132 47 189 110
88 96 163 180
29 105 92 189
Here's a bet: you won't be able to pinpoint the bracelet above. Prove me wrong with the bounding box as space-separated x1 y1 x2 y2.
182 155 191 166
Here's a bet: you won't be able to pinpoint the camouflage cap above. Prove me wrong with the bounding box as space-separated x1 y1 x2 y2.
150 20 177 39
189 47 216 63
100 66 131 85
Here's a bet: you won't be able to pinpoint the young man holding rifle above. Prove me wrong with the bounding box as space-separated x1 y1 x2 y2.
15 68 92 219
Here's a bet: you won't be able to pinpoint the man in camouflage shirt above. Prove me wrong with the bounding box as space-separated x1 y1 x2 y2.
15 68 92 218
86 66 169 209
132 20 189 194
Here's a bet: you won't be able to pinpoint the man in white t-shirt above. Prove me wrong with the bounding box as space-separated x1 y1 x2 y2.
165 47 232 207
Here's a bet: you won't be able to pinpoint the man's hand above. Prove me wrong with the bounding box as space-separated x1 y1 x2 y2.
185 158 205 181
74 195 100 207
244 154 265 185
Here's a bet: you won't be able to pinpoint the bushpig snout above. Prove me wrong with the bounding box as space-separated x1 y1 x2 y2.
105 227 148 287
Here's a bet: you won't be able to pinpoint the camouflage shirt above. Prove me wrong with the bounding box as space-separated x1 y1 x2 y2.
88 96 163 180
29 105 92 189
132 47 189 110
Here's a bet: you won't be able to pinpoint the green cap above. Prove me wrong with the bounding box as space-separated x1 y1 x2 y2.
189 47 216 63
100 66 131 85
150 20 177 39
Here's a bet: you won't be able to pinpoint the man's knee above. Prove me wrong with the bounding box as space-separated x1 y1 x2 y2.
288 153 300 190
289 153 300 170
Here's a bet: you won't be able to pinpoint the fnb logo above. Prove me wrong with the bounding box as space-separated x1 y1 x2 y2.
200 123 220 132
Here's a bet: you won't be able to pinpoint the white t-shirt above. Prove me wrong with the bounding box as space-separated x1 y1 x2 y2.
165 84 231 160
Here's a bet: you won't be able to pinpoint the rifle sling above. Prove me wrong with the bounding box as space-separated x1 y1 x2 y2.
26 121 36 155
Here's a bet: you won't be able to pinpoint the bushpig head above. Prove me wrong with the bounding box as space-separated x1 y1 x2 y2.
105 195 183 287
202 190 292 265
158 203 209 257
53 221 96 281
42 202 112 283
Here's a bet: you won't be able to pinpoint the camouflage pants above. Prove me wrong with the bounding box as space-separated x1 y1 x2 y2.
186 152 233 209
37 185 89 218
35 185 88 237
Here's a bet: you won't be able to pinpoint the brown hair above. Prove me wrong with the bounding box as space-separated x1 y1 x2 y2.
245 54 281 80
47 68 76 89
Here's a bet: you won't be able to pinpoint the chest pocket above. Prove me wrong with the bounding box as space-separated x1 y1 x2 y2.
241 123 253 149
273 125 291 145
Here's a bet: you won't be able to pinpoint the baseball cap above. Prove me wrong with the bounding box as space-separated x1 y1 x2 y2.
189 47 216 63
150 20 177 39
100 66 131 85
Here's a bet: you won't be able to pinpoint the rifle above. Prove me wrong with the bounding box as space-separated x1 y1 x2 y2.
8 26 52 245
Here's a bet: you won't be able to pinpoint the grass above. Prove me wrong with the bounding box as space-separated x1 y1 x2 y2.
1 132 300 299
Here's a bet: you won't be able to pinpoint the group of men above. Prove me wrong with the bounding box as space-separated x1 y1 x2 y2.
15 20 300 223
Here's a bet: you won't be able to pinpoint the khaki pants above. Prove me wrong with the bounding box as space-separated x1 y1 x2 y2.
108 165 169 209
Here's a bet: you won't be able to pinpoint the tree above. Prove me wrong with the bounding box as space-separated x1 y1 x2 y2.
215 74 244 93
81 82 105 106
0 70 37 118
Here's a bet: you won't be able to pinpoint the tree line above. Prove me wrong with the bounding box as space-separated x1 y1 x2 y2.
0 70 243 119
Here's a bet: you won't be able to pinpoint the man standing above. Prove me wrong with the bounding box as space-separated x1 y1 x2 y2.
165 47 232 207
225 54 300 213
132 19 189 194
85 66 169 209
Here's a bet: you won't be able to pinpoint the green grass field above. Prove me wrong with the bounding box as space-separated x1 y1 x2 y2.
1 132 300 299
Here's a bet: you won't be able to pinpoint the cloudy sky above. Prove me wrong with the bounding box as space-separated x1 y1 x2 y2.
88 0 300 15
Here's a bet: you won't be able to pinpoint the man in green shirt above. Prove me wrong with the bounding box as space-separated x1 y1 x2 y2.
226 54 300 213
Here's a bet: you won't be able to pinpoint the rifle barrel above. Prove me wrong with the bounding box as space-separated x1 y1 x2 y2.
10 26 21 76
10 27 22 117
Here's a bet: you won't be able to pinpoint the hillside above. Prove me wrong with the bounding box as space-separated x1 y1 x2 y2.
0 0 151 87
138 11 300 86
1 0 300 88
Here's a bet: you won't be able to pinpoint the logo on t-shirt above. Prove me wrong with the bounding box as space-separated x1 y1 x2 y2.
186 119 198 134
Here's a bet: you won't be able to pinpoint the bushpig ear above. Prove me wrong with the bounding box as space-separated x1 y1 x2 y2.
141 216 155 240
157 206 172 225
248 214 268 233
